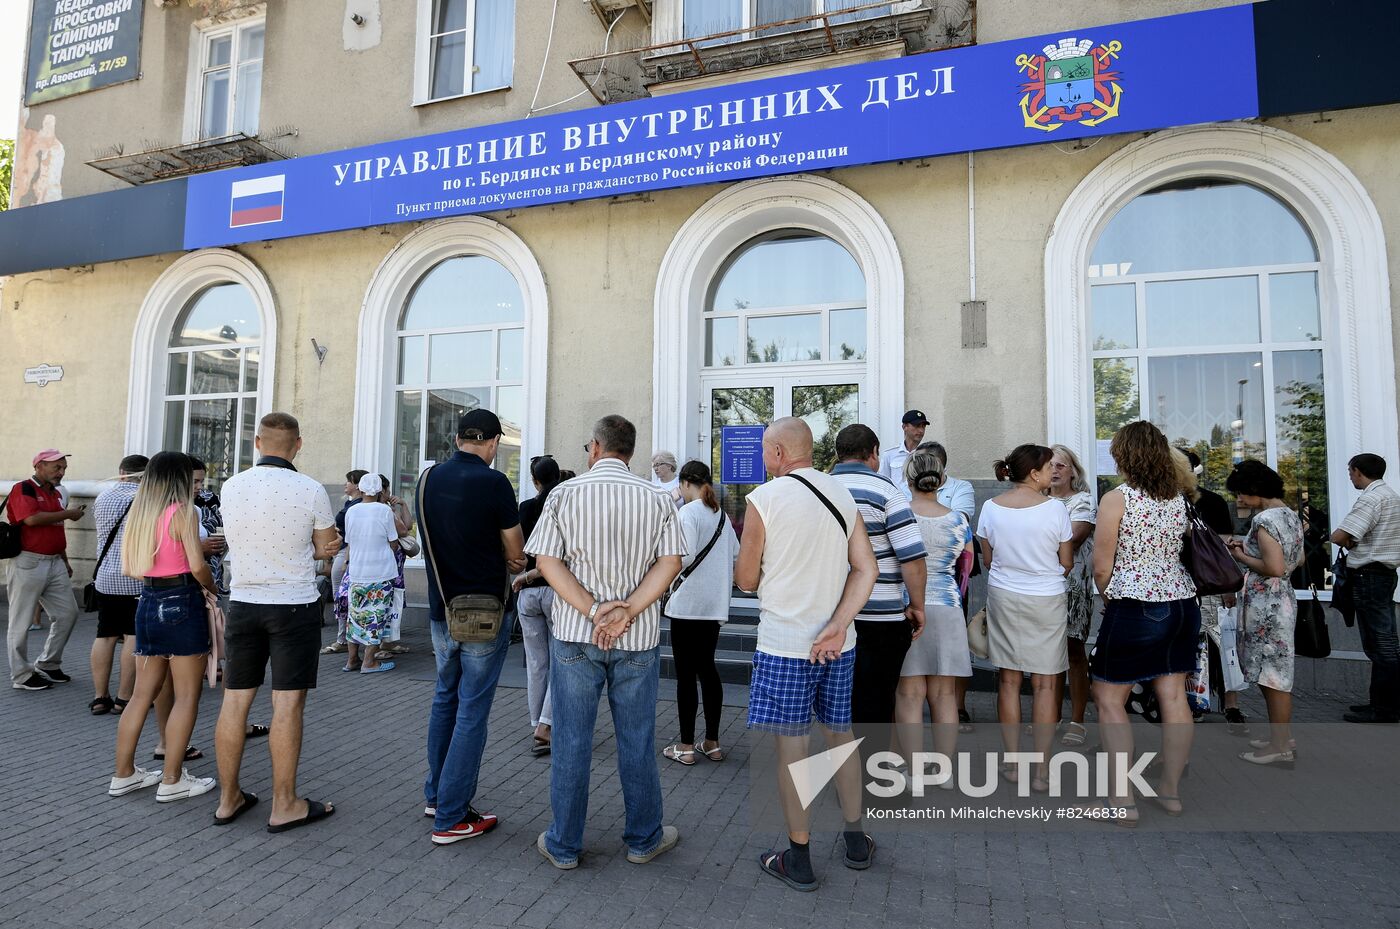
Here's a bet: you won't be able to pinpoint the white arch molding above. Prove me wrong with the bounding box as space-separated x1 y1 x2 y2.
126 248 279 457
653 174 906 459
351 216 549 487
1045 122 1398 502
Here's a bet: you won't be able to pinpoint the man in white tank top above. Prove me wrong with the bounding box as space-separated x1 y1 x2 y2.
735 418 878 891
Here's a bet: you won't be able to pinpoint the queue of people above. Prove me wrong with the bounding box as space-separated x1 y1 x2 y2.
4 405 1399 889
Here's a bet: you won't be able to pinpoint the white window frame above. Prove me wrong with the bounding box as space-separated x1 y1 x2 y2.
126 250 278 469
666 0 896 43
182 8 266 144
1045 123 1399 547
413 0 514 106
163 313 263 487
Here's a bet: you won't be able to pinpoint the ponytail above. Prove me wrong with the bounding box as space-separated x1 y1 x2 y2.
679 460 719 512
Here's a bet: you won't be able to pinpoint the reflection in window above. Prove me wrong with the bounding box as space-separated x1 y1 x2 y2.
425 0 515 100
704 231 865 368
164 284 262 491
1089 179 1331 578
395 255 525 497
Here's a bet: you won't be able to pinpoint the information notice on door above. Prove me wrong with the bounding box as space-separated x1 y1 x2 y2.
720 425 766 485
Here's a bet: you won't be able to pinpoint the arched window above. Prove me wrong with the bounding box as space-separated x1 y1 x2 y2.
162 282 263 489
1089 179 1327 511
703 231 866 368
391 255 525 497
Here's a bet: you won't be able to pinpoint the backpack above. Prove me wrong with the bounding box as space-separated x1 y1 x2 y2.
0 482 37 559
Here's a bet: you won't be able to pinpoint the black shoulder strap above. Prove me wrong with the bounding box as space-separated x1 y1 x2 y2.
788 473 848 537
678 508 727 583
95 500 134 572
415 465 446 595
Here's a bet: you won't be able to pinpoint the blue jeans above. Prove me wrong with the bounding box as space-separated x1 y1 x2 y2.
424 615 513 830
1353 564 1400 715
544 640 663 864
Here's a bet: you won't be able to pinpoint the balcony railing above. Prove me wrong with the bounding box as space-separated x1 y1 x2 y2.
569 0 974 104
87 133 290 186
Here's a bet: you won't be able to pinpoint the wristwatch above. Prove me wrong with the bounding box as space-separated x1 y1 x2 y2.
587 601 600 622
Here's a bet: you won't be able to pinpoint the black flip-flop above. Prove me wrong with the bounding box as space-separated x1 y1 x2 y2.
844 833 875 870
266 799 335 834
530 738 551 757
759 850 818 892
213 791 259 826
153 745 204 761
246 724 270 739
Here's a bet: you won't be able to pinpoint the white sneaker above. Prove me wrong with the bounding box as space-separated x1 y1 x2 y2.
109 767 163 797
155 768 217 803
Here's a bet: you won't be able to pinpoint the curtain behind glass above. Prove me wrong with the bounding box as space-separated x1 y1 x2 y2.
473 0 515 92
685 0 742 40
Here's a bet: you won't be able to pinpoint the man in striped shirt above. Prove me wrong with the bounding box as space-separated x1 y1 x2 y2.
831 424 927 729
525 414 686 870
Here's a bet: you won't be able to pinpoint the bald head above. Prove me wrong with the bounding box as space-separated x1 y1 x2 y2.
763 417 813 477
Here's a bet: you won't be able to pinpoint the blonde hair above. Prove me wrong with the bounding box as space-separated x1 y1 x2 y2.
122 452 199 578
904 445 947 495
1170 447 1200 503
1050 444 1089 493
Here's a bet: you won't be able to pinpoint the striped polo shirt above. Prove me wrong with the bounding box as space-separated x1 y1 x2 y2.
831 461 928 621
523 458 688 651
1338 479 1400 569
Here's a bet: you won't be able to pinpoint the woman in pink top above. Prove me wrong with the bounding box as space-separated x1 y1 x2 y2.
108 452 220 804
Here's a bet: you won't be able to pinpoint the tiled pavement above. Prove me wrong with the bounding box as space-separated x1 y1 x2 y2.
3 610 1400 929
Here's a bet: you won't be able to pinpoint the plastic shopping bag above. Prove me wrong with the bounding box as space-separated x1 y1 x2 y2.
1218 606 1247 694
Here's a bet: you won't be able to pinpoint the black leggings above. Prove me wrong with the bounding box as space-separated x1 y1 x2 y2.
671 617 723 744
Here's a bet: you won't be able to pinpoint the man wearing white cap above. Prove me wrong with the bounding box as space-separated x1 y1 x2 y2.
5 449 85 690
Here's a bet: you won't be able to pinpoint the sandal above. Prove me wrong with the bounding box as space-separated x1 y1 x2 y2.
531 736 551 757
698 741 724 762
90 696 115 716
113 698 129 715
1060 721 1087 746
153 745 204 762
246 724 270 739
341 662 362 672
385 643 410 654
320 643 346 654
662 743 696 766
843 833 875 870
1150 794 1183 817
958 710 974 734
759 850 818 892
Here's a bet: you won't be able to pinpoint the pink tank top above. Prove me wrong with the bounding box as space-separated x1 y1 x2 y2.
149 503 194 577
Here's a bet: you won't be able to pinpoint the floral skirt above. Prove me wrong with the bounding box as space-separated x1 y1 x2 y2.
347 580 397 647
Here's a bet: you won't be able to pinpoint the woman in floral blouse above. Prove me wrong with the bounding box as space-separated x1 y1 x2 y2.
1088 421 1200 825
1226 460 1304 769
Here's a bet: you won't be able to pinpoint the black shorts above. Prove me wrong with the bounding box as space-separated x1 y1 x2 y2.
224 600 321 691
95 591 138 638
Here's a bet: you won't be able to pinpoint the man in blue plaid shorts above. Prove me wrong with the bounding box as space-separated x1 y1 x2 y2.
735 418 878 892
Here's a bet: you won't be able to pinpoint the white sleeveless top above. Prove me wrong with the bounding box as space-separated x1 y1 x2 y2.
746 468 859 659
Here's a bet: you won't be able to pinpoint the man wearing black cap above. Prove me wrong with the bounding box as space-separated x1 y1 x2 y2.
416 408 527 845
878 410 928 498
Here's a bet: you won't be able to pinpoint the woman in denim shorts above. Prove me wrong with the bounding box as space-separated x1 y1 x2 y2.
1088 422 1201 825
108 452 219 804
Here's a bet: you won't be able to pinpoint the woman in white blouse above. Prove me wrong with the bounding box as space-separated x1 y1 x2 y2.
977 444 1073 791
661 461 739 766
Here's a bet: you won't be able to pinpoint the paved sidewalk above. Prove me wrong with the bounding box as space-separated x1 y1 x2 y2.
2 611 1399 929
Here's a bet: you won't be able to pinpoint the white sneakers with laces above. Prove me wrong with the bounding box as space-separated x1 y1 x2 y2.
155 768 217 802
108 766 162 797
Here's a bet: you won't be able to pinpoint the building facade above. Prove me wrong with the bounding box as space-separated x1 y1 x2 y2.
2 0 1398 621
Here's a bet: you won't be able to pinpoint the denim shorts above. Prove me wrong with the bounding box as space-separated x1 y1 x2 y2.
1090 596 1201 684
134 581 212 658
747 649 855 736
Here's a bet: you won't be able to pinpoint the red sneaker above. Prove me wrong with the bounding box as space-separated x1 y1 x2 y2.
431 807 499 845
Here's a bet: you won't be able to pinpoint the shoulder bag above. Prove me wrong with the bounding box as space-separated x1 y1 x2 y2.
415 466 510 644
83 500 134 612
1179 497 1245 596
1294 510 1332 659
662 508 727 615
0 482 39 560
1330 550 1355 628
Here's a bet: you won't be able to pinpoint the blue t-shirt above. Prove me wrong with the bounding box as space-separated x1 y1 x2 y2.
415 450 520 620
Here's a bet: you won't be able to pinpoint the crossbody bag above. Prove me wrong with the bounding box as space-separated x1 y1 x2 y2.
416 465 510 644
662 507 727 614
82 500 134 612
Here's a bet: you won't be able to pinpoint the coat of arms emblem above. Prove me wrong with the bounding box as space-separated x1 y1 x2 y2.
1016 37 1123 131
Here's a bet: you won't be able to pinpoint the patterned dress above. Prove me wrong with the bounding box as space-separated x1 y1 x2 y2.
1238 507 1304 692
1057 490 1097 640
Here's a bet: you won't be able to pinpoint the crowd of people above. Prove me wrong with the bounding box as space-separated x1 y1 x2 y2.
4 406 1399 888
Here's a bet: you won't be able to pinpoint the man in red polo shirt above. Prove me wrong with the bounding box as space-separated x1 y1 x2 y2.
6 450 85 691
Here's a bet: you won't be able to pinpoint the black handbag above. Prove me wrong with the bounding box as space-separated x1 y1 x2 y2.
1294 520 1332 659
1180 497 1245 596
1330 550 1355 628
83 500 133 612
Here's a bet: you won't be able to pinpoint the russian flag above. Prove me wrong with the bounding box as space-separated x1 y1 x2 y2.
229 175 285 228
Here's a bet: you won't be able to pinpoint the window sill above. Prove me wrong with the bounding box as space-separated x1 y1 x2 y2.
413 84 512 108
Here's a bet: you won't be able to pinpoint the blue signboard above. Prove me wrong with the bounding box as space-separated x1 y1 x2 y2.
721 426 767 485
184 5 1258 249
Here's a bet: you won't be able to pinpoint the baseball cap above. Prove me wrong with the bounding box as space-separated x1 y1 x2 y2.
901 410 929 426
457 409 503 440
32 449 70 467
